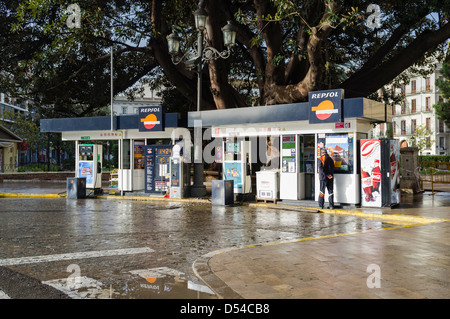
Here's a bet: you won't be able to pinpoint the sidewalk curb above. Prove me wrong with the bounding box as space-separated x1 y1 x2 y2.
1 192 447 224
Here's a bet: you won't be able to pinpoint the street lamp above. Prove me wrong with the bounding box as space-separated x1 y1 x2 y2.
167 4 237 197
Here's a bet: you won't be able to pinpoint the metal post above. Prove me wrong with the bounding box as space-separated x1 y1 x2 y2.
110 46 114 131
190 30 207 197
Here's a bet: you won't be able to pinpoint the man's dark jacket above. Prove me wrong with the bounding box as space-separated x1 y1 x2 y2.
318 154 334 181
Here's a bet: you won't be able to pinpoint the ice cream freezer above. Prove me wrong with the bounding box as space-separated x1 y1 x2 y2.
256 169 279 202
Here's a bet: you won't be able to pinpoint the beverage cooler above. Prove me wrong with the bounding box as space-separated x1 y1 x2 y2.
360 139 400 207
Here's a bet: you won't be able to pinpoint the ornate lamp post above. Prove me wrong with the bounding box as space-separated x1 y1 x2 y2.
167 4 237 197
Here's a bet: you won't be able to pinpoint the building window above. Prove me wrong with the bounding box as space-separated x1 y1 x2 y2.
411 119 416 134
401 84 405 95
122 107 128 114
411 80 416 93
425 96 431 111
393 121 396 135
401 120 406 135
426 117 431 132
439 120 444 133
401 101 406 114
425 77 430 91
426 137 431 149
392 102 396 115
411 99 416 113
439 95 443 103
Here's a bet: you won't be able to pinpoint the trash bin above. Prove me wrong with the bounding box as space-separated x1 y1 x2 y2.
212 180 234 206
66 177 86 199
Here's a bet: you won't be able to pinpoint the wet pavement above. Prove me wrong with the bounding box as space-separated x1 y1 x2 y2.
0 180 448 300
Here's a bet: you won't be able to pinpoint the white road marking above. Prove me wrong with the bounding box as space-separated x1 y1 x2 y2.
0 289 11 299
0 247 154 266
44 276 108 299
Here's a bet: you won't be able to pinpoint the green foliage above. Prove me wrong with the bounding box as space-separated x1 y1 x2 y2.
411 124 435 155
1 0 449 114
434 62 450 127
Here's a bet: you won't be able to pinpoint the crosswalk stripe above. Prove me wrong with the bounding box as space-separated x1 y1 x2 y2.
0 289 11 299
0 247 154 266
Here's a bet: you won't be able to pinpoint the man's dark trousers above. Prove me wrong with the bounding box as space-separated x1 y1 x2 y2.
319 178 334 209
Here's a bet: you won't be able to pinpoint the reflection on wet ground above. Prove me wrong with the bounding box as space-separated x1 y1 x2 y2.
0 190 446 299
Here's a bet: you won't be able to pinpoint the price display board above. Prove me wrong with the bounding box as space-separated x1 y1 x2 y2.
145 145 172 193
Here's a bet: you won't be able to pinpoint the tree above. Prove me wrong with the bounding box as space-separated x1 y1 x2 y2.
411 124 435 155
0 0 449 116
434 61 450 127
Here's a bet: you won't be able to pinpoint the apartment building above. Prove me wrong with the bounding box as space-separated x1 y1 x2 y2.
113 85 162 115
389 64 449 155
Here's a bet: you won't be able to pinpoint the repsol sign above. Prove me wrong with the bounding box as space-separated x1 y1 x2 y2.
308 89 344 124
138 106 163 132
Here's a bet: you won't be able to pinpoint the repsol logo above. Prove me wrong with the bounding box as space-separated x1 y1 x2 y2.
140 107 160 113
310 91 339 99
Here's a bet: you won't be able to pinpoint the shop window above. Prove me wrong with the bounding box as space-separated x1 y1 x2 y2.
122 139 131 169
317 133 353 174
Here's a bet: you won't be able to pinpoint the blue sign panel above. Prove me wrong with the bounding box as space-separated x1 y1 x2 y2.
138 106 163 132
309 89 343 124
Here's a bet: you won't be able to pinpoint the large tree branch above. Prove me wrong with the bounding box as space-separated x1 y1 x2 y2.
266 0 336 104
347 7 431 85
341 22 450 98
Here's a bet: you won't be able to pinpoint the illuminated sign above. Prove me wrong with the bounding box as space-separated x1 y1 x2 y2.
309 89 343 124
138 106 163 132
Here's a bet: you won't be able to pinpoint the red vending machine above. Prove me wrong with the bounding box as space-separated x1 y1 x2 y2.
360 139 400 207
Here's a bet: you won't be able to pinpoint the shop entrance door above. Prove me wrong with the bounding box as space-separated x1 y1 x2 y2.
302 134 316 200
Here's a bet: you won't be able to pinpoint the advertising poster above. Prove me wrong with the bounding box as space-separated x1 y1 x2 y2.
224 162 243 189
390 140 400 205
360 139 382 207
317 133 353 173
281 135 296 173
78 162 94 186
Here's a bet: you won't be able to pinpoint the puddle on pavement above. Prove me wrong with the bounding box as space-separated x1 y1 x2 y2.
44 266 217 299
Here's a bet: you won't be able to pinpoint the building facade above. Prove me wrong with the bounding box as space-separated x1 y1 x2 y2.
389 64 449 155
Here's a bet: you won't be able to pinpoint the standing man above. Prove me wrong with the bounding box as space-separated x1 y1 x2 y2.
317 148 335 209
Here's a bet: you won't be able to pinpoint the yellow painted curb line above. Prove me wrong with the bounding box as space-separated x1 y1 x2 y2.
98 195 211 204
248 202 449 225
0 193 65 198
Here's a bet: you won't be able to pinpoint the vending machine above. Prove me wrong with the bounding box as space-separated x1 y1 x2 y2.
223 138 252 194
360 139 400 207
77 144 103 190
169 144 190 198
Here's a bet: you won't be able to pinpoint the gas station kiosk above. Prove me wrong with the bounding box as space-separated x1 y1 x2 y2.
189 90 392 207
40 109 186 196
